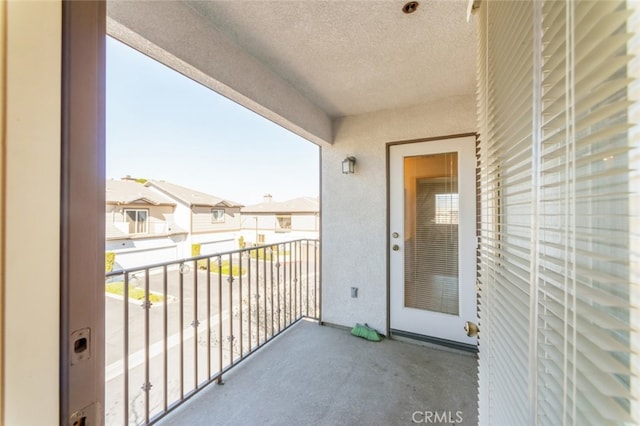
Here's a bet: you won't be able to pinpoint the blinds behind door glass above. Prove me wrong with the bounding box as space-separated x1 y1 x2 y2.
404 153 459 315
477 0 639 424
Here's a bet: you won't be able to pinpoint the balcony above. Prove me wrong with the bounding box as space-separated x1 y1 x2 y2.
105 239 478 425
157 320 478 425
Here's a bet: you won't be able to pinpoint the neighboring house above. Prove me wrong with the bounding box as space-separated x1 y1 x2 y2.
240 194 319 245
106 178 243 268
105 179 187 269
145 180 244 256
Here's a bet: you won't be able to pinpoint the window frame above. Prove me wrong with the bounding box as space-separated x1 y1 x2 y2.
211 208 225 223
434 193 459 225
124 208 149 234
275 214 292 232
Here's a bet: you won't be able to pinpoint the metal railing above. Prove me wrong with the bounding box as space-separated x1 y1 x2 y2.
105 239 320 425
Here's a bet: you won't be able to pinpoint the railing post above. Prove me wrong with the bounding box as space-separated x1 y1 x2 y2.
247 250 252 351
143 269 151 424
228 253 234 365
163 265 168 413
217 256 223 384
123 272 129 424
193 259 199 390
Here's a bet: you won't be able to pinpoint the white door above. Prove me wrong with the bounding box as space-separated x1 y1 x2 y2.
389 136 477 346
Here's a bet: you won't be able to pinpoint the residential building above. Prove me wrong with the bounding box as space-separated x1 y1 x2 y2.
105 179 186 269
145 179 243 256
240 194 319 245
105 178 243 268
2 1 639 425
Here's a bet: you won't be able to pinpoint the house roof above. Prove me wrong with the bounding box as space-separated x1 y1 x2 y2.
106 179 176 206
145 180 243 208
242 197 319 214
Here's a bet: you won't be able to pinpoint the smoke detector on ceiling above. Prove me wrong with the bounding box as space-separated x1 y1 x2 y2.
402 2 419 14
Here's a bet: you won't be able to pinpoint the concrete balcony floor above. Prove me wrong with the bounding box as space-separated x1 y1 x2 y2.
158 319 478 425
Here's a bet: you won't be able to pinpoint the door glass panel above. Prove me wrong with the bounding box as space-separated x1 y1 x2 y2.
404 152 459 315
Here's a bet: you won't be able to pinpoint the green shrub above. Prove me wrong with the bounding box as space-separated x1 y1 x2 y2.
198 260 246 276
191 243 201 257
238 236 246 249
105 251 116 272
248 246 288 261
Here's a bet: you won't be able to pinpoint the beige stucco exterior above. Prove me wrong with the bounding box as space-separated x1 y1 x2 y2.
322 95 476 334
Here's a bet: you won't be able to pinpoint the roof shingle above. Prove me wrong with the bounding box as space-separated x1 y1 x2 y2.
145 180 243 208
106 179 176 206
241 197 318 213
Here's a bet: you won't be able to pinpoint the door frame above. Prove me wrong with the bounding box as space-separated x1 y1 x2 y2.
60 1 106 424
386 132 478 351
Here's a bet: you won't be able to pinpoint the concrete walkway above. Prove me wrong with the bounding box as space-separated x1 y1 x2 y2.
158 320 478 426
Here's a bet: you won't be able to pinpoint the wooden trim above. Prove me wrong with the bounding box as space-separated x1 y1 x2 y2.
0 1 6 420
318 145 323 324
60 1 105 424
386 132 478 147
385 143 391 336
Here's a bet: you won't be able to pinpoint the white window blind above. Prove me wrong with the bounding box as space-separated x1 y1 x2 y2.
404 153 460 315
477 0 639 424
477 1 534 424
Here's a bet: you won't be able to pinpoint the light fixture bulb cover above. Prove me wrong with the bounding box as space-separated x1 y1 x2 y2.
342 156 356 174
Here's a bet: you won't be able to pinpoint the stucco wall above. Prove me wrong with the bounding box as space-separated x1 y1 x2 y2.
3 1 61 423
321 95 476 334
291 214 319 232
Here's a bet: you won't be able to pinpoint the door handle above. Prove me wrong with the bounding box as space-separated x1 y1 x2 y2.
464 321 478 337
392 244 400 251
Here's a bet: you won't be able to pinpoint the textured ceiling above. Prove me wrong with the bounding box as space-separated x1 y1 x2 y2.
186 0 476 118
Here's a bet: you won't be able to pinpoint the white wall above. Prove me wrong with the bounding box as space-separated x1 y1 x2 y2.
198 238 237 255
106 236 184 269
291 214 318 232
3 1 61 423
322 95 476 334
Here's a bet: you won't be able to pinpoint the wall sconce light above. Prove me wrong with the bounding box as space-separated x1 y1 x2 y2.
342 156 356 174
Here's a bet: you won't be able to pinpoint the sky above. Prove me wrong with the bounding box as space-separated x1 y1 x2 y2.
106 37 320 205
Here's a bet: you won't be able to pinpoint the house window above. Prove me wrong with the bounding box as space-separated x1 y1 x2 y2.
257 234 265 244
434 193 459 225
211 208 225 223
125 209 148 234
276 215 292 232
